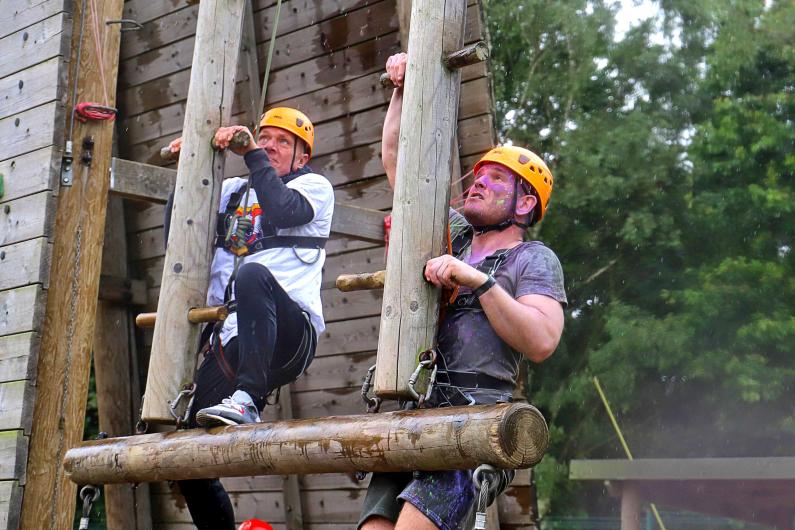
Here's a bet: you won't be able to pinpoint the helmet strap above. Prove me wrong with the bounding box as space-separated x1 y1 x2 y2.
289 141 297 173
472 177 524 234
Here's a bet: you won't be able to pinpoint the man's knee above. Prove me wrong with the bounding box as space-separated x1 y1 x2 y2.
235 262 275 296
395 502 438 530
360 515 395 530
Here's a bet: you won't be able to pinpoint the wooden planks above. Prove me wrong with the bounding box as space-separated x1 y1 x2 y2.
0 285 43 337
0 0 67 40
0 380 34 432
0 430 27 481
0 56 61 120
0 333 39 383
0 12 70 80
0 238 49 291
0 148 59 203
0 192 55 252
0 479 22 530
0 102 61 162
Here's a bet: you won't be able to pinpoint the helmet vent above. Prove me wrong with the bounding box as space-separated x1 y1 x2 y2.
295 118 304 127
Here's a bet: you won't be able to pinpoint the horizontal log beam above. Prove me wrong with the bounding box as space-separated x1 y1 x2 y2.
64 403 548 484
108 157 385 243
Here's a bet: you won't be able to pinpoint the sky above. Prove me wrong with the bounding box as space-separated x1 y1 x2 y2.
615 0 660 40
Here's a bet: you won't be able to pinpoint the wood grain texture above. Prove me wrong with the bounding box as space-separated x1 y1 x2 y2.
0 148 60 203
0 192 55 247
142 0 246 423
0 0 66 40
0 333 39 384
0 379 35 431
64 403 549 483
0 11 69 79
0 56 61 120
0 102 60 163
19 0 124 526
0 238 49 291
0 479 22 530
0 285 43 337
375 0 466 398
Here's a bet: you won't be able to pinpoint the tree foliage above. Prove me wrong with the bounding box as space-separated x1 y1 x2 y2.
484 0 795 515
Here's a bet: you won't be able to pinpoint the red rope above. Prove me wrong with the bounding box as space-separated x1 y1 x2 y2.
74 102 116 122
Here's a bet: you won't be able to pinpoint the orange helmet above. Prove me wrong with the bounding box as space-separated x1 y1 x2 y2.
259 107 315 158
473 145 554 221
238 519 274 530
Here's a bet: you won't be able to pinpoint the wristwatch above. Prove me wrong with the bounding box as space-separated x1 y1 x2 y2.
472 275 496 298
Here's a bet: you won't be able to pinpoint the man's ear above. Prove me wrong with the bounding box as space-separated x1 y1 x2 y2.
295 150 310 169
515 191 538 217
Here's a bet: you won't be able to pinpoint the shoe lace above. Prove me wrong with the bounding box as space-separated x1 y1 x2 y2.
221 397 246 411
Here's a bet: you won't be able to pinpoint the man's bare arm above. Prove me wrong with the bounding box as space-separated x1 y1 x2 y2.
382 53 408 189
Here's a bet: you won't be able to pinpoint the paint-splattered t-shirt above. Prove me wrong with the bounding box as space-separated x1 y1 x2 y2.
436 209 567 402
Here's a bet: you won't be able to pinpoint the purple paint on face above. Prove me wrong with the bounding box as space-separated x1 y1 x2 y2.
462 163 517 225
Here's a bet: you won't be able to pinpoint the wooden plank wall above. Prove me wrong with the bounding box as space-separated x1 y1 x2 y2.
0 1 71 528
115 0 537 527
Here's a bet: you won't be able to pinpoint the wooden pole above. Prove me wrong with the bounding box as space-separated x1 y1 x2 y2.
620 483 643 530
93 197 152 530
375 0 467 399
64 403 549 484
141 0 247 424
20 0 125 527
276 384 305 530
135 305 229 328
336 270 386 292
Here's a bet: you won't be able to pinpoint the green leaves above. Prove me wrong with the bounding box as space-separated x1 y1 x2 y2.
485 0 795 516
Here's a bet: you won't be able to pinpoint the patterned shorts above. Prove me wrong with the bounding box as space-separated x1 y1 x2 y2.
358 470 475 530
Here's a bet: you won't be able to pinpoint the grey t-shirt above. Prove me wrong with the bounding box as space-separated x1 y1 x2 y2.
435 210 567 403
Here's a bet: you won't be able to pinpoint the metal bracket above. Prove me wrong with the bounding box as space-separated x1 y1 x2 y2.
106 19 143 32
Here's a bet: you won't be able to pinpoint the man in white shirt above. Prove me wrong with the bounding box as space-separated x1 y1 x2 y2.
167 107 334 530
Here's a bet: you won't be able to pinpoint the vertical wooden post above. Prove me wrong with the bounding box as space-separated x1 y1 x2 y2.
93 196 152 530
20 0 125 527
141 0 247 423
277 383 305 529
620 483 643 530
374 0 467 398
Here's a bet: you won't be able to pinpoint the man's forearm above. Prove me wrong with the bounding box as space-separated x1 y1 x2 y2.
382 88 403 189
477 286 562 363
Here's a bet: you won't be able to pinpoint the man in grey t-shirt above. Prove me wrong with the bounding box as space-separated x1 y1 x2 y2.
358 53 567 530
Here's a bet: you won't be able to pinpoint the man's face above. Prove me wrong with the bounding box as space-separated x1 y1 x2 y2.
463 163 519 226
257 126 308 177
